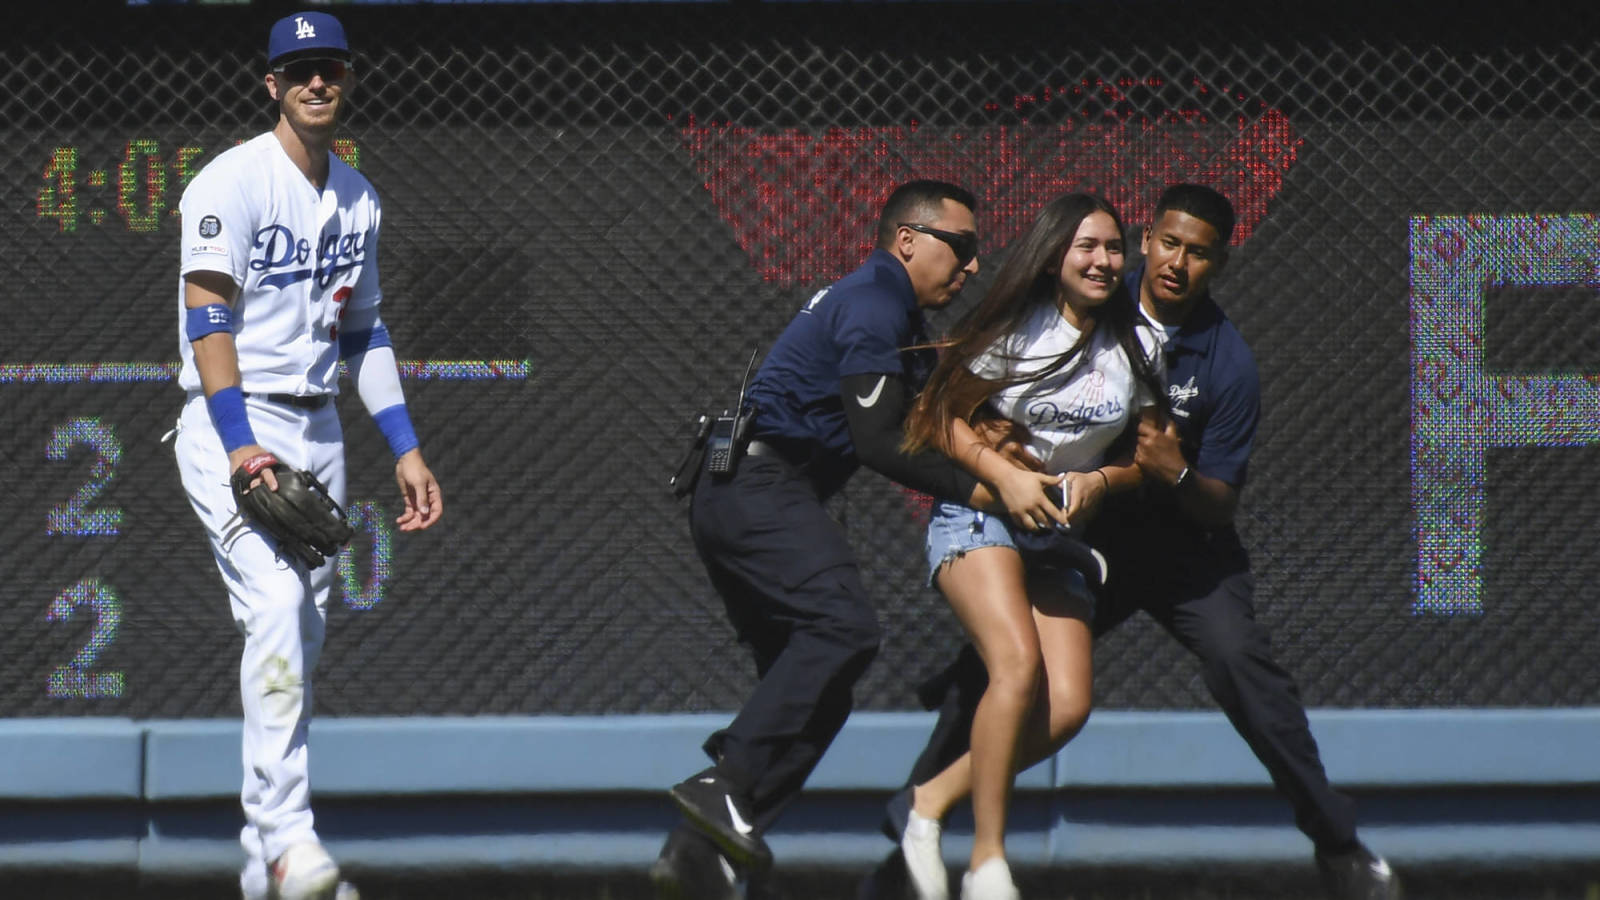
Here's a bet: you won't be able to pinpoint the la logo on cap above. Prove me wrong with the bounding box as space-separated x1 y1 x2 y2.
268 11 349 65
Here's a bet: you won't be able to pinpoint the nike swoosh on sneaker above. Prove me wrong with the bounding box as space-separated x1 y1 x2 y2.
724 795 755 836
855 375 886 408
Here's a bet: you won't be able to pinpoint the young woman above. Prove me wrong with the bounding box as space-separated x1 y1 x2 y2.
896 194 1167 900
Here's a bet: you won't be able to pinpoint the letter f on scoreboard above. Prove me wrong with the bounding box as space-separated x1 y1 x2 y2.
1409 214 1600 614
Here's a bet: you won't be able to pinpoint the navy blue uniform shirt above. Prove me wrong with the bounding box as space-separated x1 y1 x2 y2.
1109 265 1261 557
1149 288 1260 487
745 249 935 486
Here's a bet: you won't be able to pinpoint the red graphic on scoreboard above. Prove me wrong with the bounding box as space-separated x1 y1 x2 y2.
680 79 1301 286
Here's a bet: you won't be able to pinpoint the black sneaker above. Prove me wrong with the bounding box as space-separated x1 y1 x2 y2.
669 767 774 871
1315 843 1401 900
650 825 742 900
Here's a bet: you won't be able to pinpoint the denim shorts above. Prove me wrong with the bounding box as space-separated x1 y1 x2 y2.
924 501 1094 605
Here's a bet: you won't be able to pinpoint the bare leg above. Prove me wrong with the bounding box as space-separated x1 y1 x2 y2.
914 547 1038 869
913 563 1093 872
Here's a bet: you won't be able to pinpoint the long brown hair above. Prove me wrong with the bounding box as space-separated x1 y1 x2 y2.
903 193 1165 455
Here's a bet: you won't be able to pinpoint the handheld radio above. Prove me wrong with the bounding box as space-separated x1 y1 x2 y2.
706 347 759 475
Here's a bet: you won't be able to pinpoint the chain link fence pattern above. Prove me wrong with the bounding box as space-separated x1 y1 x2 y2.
3 1 1599 718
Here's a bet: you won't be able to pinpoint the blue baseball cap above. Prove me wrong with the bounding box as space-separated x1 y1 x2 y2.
267 12 351 66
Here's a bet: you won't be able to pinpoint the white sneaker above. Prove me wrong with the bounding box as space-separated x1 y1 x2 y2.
900 810 948 900
960 856 1020 900
241 860 271 900
269 842 341 900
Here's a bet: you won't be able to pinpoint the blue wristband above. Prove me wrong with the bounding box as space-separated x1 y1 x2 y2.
205 386 257 453
185 304 233 341
373 403 420 459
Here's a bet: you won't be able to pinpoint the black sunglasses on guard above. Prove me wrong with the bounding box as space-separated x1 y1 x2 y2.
273 57 352 83
899 222 978 267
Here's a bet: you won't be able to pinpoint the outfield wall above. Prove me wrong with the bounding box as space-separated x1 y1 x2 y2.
4 710 1598 873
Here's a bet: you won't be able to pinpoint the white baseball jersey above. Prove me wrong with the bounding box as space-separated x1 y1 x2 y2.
972 300 1163 474
177 132 382 394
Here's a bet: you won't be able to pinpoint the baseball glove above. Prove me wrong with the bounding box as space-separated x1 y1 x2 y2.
230 453 355 568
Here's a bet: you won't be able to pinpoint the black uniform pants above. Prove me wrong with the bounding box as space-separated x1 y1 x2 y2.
907 533 1359 852
691 454 882 834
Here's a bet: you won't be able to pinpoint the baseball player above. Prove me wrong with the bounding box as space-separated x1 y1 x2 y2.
172 12 441 900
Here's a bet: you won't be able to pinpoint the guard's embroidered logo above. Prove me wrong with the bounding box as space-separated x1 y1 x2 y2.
294 16 316 40
1169 375 1200 409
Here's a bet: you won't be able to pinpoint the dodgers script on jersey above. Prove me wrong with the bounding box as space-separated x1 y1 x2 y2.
177 132 382 395
972 301 1162 474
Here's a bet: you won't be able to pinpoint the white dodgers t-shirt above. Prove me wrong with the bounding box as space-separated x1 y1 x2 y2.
971 300 1163 474
176 132 383 395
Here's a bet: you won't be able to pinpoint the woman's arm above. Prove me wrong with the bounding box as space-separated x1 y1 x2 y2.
948 416 1069 529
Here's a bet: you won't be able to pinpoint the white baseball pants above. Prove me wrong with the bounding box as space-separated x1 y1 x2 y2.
173 392 345 892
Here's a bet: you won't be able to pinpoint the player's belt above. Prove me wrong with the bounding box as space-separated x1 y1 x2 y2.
243 392 331 410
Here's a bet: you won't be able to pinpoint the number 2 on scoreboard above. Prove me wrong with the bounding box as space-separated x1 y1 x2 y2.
44 418 127 699
46 579 125 699
45 417 123 536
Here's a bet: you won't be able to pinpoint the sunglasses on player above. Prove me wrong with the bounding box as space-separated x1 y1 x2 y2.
899 222 979 267
273 57 352 83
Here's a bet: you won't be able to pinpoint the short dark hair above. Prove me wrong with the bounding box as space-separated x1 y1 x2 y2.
1153 183 1235 246
878 180 977 249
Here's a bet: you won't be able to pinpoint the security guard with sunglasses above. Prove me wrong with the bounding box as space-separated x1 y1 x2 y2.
653 181 1067 899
